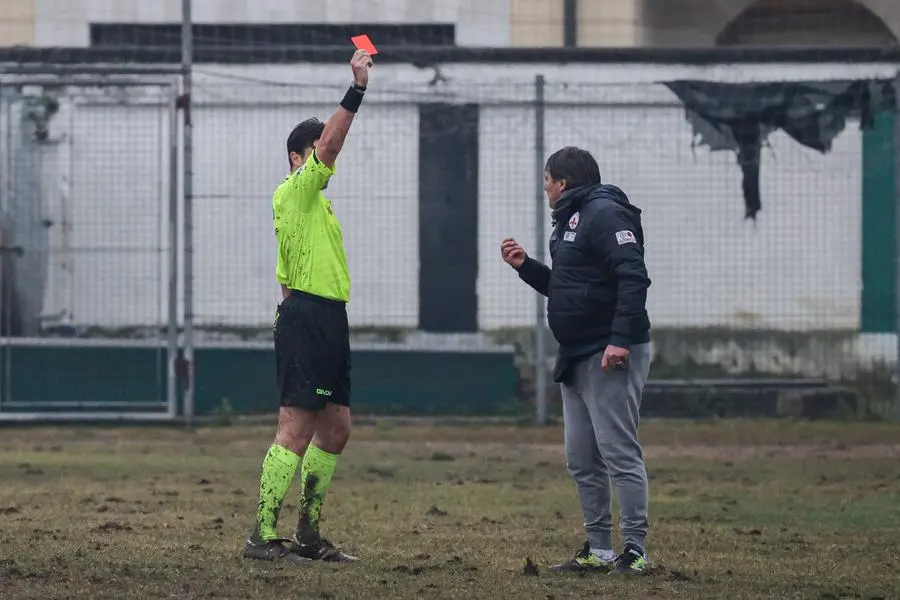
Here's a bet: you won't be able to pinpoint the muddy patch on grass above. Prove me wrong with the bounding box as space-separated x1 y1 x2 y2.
17 463 44 476
649 566 694 582
517 559 694 582
393 555 478 577
0 559 39 582
392 565 436 576
364 440 900 464
429 452 456 462
366 466 395 479
644 444 900 461
817 586 886 600
93 521 132 533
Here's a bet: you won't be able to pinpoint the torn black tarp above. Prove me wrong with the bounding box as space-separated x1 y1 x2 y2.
663 79 896 219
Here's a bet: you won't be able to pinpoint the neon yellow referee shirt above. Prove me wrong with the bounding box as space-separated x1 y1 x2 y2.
273 151 350 302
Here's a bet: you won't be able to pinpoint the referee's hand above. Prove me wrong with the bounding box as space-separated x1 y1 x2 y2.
350 50 373 88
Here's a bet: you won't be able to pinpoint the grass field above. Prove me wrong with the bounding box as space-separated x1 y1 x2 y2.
1 419 899 600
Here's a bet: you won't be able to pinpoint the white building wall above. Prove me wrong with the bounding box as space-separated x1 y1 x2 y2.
31 0 511 47
25 61 893 333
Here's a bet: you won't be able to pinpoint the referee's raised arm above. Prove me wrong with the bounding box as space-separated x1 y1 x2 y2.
315 49 373 168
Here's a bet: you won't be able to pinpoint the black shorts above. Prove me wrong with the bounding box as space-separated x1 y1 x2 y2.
274 289 351 411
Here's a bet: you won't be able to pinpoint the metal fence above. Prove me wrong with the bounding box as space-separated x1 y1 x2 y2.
189 74 900 418
1 65 899 421
0 74 181 421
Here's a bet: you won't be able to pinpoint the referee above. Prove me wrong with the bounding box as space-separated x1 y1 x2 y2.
243 49 372 563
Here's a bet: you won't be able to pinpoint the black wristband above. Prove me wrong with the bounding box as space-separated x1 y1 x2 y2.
340 84 365 113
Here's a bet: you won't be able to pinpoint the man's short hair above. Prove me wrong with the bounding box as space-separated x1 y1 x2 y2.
545 146 601 190
287 118 325 157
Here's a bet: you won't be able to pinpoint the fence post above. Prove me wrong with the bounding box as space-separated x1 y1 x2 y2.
894 69 900 422
167 86 180 420
181 0 196 427
534 74 548 426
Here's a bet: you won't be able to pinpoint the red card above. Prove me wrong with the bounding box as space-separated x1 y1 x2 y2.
351 34 378 56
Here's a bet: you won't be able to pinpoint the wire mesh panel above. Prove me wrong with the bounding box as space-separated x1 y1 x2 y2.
0 79 178 420
544 82 861 331
180 67 898 418
535 79 896 418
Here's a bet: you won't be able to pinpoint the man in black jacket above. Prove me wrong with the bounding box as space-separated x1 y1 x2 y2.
501 146 652 575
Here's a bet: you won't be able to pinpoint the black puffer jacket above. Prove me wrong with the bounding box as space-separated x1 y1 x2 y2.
517 183 651 359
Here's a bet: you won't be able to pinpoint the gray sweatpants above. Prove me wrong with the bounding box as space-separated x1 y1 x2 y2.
561 343 651 553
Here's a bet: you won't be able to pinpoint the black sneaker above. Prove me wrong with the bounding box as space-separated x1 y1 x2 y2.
549 542 615 573
242 537 311 563
292 534 359 563
609 545 649 575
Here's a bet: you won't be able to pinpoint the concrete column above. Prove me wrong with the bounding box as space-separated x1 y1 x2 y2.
0 0 36 46
509 0 564 47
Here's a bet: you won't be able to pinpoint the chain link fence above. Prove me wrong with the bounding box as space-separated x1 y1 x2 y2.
1 65 897 420
183 73 898 418
0 76 179 419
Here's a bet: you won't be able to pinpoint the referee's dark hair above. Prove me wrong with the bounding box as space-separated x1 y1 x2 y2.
545 146 601 190
287 118 326 167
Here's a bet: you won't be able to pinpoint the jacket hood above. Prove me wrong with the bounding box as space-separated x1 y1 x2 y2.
551 183 639 225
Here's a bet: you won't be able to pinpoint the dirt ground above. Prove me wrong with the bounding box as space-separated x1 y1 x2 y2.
1 419 898 600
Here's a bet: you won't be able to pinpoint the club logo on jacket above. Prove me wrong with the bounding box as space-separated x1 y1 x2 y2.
616 230 637 245
563 212 580 242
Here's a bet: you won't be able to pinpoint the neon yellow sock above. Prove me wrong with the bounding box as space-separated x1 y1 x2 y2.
296 445 338 538
254 444 301 541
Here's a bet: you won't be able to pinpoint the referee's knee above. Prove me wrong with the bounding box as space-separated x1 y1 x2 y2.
315 430 350 455
314 405 352 454
273 406 317 455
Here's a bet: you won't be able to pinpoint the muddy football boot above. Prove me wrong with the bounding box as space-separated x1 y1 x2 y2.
549 542 615 573
292 534 359 563
609 544 649 575
243 537 311 562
